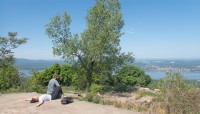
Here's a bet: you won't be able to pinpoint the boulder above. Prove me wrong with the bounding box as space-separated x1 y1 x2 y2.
64 92 80 99
153 89 160 93
138 87 161 94
138 87 154 93
135 96 153 105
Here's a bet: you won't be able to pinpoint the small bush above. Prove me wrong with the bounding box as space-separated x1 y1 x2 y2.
114 65 152 92
89 84 103 93
135 104 149 112
148 80 159 90
101 99 114 105
5 88 19 93
114 84 137 92
154 72 200 114
135 91 156 100
124 101 135 110
18 75 46 93
83 93 101 103
0 65 21 91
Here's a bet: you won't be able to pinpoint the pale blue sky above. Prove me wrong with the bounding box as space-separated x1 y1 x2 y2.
0 0 200 60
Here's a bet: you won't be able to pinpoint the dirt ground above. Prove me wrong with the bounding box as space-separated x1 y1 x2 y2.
0 92 141 114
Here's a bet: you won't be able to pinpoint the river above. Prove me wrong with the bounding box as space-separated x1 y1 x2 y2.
19 70 200 80
147 71 200 80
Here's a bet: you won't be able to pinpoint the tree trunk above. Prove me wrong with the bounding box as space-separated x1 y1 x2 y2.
86 61 95 91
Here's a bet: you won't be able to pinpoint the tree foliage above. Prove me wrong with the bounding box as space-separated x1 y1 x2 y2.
0 65 20 91
46 0 134 90
0 32 27 69
33 63 77 87
19 70 45 93
0 32 27 91
114 65 152 92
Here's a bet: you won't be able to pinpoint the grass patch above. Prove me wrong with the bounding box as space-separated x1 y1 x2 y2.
81 92 149 112
101 99 115 105
135 91 156 100
82 93 102 103
135 104 149 112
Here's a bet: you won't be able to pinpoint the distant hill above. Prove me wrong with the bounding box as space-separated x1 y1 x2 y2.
15 58 65 70
15 58 200 72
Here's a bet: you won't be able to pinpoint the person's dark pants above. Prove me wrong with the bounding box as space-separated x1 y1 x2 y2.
51 86 63 100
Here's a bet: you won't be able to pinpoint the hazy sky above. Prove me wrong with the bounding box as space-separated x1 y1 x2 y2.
0 0 200 60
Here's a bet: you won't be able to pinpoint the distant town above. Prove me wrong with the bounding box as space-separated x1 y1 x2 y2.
134 59 200 72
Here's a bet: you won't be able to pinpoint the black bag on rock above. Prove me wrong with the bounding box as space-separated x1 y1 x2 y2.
61 96 73 104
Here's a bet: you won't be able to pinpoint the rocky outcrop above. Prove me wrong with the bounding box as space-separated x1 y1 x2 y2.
135 96 153 105
64 91 81 99
138 87 160 94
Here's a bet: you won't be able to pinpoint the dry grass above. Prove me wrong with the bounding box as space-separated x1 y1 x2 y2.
148 73 200 114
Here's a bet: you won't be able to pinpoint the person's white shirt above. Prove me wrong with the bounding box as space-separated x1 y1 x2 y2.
39 94 52 103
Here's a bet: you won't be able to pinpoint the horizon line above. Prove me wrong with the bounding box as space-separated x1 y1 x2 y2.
16 57 200 61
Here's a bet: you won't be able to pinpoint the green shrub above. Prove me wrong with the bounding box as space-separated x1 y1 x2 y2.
19 72 46 93
114 84 135 92
148 80 159 90
0 65 21 91
32 63 80 87
82 93 101 103
114 65 152 92
101 85 113 93
136 91 156 100
89 84 103 93
5 88 19 93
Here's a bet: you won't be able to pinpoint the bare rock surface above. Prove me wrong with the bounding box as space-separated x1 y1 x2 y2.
0 92 141 114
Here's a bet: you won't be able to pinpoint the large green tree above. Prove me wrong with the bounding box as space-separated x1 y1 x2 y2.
0 32 27 91
46 0 134 90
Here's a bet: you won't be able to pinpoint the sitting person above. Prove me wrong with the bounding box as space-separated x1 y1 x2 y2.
47 74 63 100
26 94 51 107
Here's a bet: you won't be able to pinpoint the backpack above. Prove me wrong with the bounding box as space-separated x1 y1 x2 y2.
61 96 73 104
